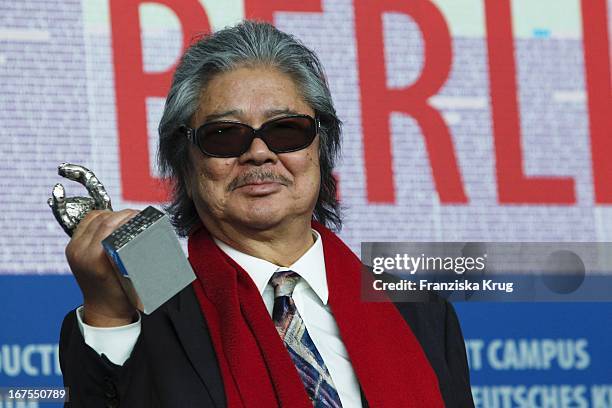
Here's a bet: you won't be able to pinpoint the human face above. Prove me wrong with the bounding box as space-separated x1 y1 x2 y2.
186 66 321 233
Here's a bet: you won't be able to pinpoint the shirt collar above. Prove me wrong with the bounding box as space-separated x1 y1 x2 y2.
213 230 328 304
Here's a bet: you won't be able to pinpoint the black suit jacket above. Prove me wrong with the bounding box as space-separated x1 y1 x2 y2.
60 284 474 407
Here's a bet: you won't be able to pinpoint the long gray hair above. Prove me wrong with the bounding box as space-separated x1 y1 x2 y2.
158 20 342 236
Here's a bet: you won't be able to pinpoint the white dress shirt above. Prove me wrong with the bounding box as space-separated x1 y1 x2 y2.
76 230 362 407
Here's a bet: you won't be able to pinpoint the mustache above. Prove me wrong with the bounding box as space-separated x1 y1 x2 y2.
228 170 292 191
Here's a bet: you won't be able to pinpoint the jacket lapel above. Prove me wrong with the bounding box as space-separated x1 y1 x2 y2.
166 285 226 408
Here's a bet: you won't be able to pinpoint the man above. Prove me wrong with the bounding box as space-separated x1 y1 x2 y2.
57 21 474 407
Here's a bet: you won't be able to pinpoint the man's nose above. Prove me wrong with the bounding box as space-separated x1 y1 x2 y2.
238 137 278 165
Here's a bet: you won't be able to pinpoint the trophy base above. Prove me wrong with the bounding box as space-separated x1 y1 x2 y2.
102 207 196 314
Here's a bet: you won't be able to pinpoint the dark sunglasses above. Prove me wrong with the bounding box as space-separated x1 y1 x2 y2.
181 114 319 158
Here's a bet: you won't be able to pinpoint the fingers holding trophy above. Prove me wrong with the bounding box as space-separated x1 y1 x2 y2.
48 163 195 321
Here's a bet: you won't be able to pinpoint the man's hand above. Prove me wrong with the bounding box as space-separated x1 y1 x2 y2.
67 209 142 326
49 163 142 326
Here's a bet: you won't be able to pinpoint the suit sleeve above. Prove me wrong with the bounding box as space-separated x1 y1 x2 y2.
75 306 141 365
59 309 151 408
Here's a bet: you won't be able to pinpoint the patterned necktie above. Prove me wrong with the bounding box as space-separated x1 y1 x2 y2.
270 271 343 407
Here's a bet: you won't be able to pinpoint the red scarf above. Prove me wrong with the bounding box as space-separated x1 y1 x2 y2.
187 222 444 407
